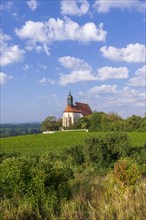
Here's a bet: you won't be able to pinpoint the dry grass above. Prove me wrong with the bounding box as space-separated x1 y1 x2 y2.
58 175 146 220
0 175 145 220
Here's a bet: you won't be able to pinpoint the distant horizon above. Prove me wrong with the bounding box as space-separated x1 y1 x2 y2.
0 121 42 125
1 0 145 123
1 111 146 124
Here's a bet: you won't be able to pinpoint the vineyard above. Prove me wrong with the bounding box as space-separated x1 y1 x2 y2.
0 131 145 156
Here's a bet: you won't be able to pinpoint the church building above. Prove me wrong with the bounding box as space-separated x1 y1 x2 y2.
62 91 93 128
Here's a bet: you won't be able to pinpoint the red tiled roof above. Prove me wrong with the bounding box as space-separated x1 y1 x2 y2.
75 102 93 116
64 105 82 113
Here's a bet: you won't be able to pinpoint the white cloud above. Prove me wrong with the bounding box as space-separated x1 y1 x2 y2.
97 66 129 80
89 84 118 94
60 0 90 16
118 87 145 106
94 0 146 13
79 85 145 117
100 43 146 63
59 56 130 85
26 43 50 56
27 0 38 11
59 70 95 85
43 44 50 56
129 65 146 87
15 18 107 54
39 77 55 85
0 72 12 85
58 56 94 85
58 56 92 70
0 32 25 66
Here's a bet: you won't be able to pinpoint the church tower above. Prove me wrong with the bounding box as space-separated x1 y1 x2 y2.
67 90 73 106
62 91 93 128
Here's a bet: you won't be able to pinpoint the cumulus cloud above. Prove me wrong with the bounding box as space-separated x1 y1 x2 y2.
15 18 107 54
89 84 118 94
79 85 145 116
97 66 129 80
58 56 129 85
59 70 95 85
60 0 90 16
100 43 146 63
39 77 55 85
0 32 25 66
94 0 146 13
58 56 94 85
15 18 106 42
129 65 146 87
118 87 145 106
26 44 50 56
0 72 12 85
27 0 38 11
58 56 92 71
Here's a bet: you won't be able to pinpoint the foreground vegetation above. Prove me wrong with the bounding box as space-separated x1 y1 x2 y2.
0 131 145 156
0 132 146 219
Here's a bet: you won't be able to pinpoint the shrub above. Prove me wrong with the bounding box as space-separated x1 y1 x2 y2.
113 158 141 187
0 156 74 218
62 145 84 166
83 132 131 174
103 132 130 157
129 145 146 165
84 137 111 168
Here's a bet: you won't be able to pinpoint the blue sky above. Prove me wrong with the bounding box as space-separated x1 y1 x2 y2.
0 0 146 123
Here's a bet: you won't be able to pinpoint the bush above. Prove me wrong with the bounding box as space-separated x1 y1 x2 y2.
62 132 132 175
83 132 131 174
0 156 74 218
129 145 146 165
63 145 84 166
113 158 141 187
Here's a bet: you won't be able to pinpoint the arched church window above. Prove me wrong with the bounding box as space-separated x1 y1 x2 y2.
69 117 72 125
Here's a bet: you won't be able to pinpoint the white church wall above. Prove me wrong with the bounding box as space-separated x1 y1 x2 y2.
62 112 83 127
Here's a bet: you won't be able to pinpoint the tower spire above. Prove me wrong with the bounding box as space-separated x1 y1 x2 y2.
69 89 71 96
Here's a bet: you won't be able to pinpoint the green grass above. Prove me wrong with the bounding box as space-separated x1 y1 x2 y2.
0 131 145 156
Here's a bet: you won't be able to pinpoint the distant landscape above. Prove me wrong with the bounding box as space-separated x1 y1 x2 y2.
0 122 41 138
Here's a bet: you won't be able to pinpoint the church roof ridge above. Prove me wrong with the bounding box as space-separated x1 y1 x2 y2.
63 104 81 113
75 102 93 116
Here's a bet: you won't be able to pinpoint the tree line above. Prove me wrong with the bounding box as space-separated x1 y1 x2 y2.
0 123 41 138
41 112 146 132
1 112 145 137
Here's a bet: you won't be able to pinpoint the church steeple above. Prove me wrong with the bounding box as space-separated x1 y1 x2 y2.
67 90 73 106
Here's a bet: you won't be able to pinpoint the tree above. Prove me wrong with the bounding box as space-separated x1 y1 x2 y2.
126 115 143 131
41 116 62 131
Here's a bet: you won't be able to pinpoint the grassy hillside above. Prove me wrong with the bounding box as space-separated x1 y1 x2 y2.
0 131 145 156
